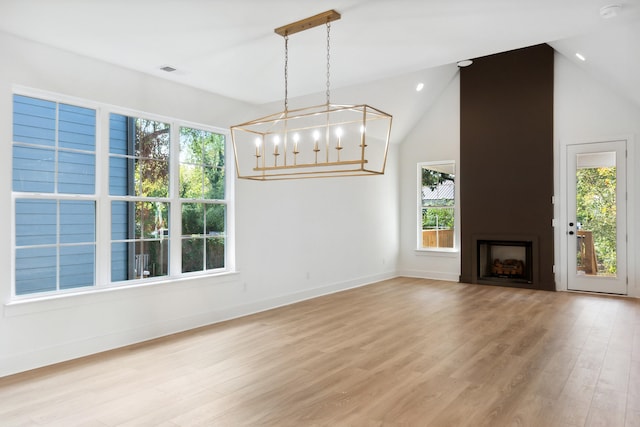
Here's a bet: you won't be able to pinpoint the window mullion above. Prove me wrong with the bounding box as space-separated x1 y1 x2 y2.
96 108 110 286
169 124 182 276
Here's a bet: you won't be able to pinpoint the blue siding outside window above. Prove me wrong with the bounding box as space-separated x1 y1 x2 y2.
15 199 56 246
12 95 96 194
13 96 56 146
12 145 56 193
14 199 96 296
109 114 129 196
12 94 97 296
15 247 57 295
110 114 130 281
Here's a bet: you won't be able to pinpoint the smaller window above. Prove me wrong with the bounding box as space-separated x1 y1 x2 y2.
418 161 456 250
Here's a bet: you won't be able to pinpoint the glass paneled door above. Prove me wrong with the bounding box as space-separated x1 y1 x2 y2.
566 140 627 294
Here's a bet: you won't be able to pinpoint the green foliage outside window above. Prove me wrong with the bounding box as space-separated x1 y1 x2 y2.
180 127 226 272
576 167 617 274
421 168 455 230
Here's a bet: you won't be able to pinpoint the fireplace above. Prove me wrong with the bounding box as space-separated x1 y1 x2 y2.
477 240 533 285
459 45 555 290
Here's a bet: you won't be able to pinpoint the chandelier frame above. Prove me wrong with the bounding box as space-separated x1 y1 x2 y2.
230 9 392 181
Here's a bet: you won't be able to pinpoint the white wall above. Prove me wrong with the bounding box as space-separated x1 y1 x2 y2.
0 32 399 377
397 66 461 281
554 52 639 297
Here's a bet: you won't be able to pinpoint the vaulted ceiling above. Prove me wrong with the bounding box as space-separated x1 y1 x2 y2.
1 0 638 142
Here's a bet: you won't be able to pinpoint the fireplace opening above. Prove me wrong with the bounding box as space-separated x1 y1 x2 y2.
477 240 533 284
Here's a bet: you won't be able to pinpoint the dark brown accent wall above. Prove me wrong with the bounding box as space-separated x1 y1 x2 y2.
460 44 555 291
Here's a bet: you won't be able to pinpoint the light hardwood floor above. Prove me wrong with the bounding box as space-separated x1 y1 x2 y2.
1 278 639 426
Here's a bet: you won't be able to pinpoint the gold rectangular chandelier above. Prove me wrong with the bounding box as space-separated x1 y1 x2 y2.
230 10 392 181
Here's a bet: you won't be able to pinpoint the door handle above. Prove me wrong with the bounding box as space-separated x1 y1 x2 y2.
569 231 574 235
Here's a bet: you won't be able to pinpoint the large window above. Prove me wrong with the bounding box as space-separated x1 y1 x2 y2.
418 161 456 250
12 92 231 298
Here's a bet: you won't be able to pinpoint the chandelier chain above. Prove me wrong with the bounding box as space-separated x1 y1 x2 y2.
284 33 289 111
326 21 331 105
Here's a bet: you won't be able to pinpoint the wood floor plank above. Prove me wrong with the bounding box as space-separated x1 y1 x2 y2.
0 278 638 426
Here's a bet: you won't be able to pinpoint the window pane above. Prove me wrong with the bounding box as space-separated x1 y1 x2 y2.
58 151 95 194
109 157 131 196
180 127 225 199
13 95 56 146
206 237 225 270
182 203 203 236
206 204 225 235
136 158 169 197
422 207 455 248
182 238 204 273
111 240 169 281
576 162 617 276
109 113 129 155
111 201 130 240
60 200 95 244
182 202 225 272
204 166 225 200
141 240 169 278
110 200 169 282
179 164 202 199
60 245 95 290
15 247 57 295
136 119 170 160
58 103 96 151
15 199 57 246
12 146 55 193
136 202 168 239
109 115 170 197
111 242 129 282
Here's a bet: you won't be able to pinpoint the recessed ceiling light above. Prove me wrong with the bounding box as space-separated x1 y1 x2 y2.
575 53 586 61
416 82 424 92
600 4 621 19
160 65 177 72
457 60 473 67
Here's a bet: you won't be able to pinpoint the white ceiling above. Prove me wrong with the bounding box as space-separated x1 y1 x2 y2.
1 0 639 112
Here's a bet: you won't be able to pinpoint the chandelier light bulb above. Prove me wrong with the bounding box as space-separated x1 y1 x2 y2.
293 133 300 152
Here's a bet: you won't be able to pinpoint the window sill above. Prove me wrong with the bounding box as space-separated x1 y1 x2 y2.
414 248 459 257
3 270 240 318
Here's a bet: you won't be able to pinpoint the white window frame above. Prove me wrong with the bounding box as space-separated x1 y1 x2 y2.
416 160 458 253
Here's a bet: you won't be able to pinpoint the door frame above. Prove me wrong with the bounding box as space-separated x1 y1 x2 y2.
555 136 636 296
